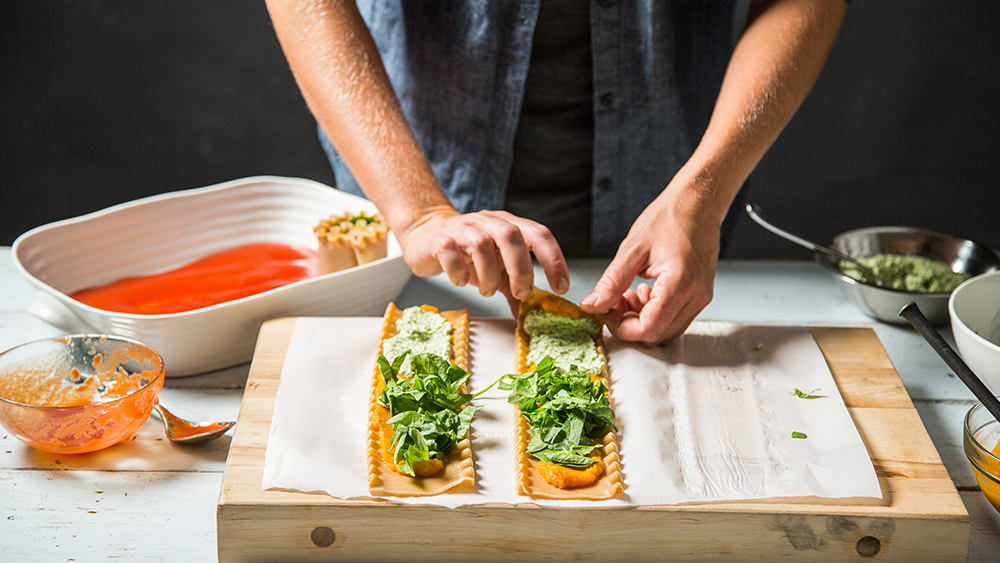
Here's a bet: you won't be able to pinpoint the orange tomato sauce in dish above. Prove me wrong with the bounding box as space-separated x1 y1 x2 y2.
70 243 319 314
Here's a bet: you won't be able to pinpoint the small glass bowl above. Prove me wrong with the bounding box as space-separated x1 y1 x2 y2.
0 335 165 454
964 400 1000 513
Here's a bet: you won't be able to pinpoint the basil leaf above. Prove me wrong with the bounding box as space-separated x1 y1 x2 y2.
375 352 482 476
543 450 598 467
791 388 822 399
791 431 808 439
501 356 617 469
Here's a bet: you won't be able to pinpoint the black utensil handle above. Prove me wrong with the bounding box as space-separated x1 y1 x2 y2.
899 302 1000 422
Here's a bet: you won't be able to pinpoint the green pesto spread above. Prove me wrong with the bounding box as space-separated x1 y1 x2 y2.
839 254 971 293
524 309 605 374
382 306 452 372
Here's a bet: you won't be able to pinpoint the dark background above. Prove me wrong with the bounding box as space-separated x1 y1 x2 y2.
2 1 998 255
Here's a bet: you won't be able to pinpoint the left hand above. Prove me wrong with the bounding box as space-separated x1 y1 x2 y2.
579 185 722 346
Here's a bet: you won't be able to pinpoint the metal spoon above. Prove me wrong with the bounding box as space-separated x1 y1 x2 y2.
152 403 236 444
745 203 887 287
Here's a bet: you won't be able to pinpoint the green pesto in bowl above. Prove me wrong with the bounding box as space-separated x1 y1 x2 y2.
839 254 972 293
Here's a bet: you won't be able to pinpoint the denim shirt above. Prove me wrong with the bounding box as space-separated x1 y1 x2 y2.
319 0 741 256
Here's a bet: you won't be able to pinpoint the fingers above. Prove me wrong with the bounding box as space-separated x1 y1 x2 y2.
482 211 569 296
606 302 698 346
603 280 671 346
428 225 500 295
633 283 652 306
620 283 651 312
622 288 642 312
432 235 468 286
580 248 644 314
517 220 569 295
474 213 534 299
604 272 711 346
497 279 521 319
462 227 505 296
408 210 569 298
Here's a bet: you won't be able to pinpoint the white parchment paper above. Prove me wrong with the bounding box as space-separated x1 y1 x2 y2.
262 318 881 507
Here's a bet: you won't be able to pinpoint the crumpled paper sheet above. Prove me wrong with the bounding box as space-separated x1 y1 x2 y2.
262 318 881 507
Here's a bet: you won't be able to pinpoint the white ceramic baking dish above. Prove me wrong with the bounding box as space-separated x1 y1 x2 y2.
12 176 411 376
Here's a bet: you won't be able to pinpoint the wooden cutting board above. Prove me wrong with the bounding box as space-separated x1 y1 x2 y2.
217 318 969 562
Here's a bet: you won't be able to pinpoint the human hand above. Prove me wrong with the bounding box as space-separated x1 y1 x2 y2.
579 191 721 346
397 207 570 307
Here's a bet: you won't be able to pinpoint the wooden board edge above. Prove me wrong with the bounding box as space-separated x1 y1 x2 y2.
217 503 971 562
218 317 297 506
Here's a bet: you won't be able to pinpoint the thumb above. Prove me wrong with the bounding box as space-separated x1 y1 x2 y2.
580 251 642 314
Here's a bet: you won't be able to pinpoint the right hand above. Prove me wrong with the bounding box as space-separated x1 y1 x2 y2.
397 207 570 306
580 178 721 346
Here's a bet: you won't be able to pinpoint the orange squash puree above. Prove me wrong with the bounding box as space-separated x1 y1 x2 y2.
376 404 444 477
70 243 318 314
537 453 606 489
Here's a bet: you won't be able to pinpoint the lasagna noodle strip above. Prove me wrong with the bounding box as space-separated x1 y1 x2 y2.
366 303 475 497
513 288 624 500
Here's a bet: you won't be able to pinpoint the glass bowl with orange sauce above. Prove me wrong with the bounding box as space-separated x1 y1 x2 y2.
0 335 165 454
964 400 1000 513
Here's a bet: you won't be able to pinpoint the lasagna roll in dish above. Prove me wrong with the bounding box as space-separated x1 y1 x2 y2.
367 303 478 497
314 212 389 274
506 288 624 500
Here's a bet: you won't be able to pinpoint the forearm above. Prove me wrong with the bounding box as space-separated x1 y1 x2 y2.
265 0 453 234
668 0 847 221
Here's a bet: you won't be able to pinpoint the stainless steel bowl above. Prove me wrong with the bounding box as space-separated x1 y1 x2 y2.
815 227 1000 325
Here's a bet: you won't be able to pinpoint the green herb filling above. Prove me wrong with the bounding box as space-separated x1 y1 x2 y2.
382 306 452 374
523 309 605 374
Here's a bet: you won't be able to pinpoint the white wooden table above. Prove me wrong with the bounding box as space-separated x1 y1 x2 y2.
1 248 997 561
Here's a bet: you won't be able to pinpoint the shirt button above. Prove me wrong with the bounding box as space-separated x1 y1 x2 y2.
599 92 615 109
597 177 612 192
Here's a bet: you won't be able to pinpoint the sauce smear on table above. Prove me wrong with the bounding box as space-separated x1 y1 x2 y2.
71 243 319 314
